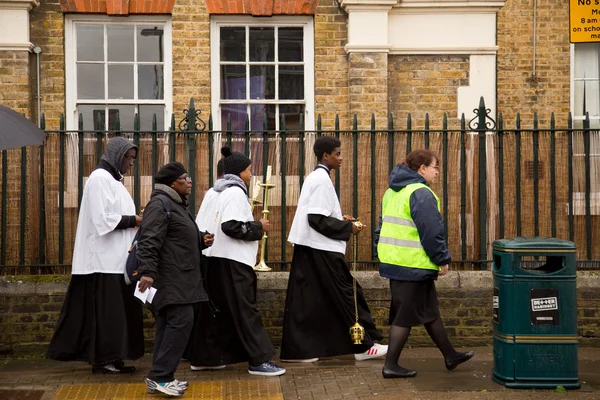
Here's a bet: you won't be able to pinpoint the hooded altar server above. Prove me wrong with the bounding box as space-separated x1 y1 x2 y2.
187 147 285 377
47 136 144 374
280 135 388 362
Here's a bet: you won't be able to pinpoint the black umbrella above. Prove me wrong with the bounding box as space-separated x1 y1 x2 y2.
0 105 46 150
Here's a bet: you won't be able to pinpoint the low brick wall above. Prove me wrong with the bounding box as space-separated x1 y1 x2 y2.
0 271 599 357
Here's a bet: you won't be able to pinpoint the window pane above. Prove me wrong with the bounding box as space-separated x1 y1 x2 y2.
108 64 134 99
249 27 274 62
279 66 304 100
138 26 165 62
278 27 303 61
221 104 247 132
221 65 247 99
139 105 165 131
250 66 275 99
250 104 275 131
138 65 164 100
106 104 136 131
575 43 600 79
280 104 305 130
76 105 105 130
77 24 104 62
107 25 134 62
78 64 105 99
220 27 245 62
574 80 600 117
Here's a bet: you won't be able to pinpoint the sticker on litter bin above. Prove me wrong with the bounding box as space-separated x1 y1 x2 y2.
493 287 499 323
530 288 559 325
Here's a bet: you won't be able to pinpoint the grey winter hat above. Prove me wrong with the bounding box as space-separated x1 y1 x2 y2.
101 137 138 173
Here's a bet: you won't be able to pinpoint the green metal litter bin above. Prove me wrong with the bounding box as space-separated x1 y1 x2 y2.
492 237 579 389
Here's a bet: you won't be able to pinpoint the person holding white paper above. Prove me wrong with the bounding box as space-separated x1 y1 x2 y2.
136 162 214 397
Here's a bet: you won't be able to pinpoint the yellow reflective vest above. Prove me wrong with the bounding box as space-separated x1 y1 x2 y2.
377 183 440 271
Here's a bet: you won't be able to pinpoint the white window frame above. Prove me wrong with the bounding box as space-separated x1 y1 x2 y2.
210 15 315 132
65 14 173 131
569 43 600 214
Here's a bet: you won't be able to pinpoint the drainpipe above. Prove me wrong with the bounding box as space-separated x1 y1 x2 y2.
33 45 42 126
532 0 537 78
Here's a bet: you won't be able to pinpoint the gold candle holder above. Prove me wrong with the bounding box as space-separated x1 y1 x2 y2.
254 182 275 272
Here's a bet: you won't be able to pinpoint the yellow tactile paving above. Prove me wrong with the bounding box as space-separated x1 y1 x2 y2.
53 380 284 400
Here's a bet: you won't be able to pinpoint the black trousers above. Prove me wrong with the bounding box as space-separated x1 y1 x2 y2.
147 304 194 382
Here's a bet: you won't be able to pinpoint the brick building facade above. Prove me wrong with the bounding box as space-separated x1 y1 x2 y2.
3 0 580 132
2 0 600 267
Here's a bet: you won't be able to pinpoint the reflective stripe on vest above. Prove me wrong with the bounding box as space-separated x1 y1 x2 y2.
377 182 440 271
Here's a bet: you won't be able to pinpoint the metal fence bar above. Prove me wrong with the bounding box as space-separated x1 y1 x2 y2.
584 112 592 259
208 116 214 187
334 115 340 196
77 115 84 210
388 113 394 174
39 115 46 265
280 114 287 267
133 114 141 212
1 150 6 265
59 117 65 264
477 98 487 267
550 113 556 238
533 113 540 237
442 113 449 245
568 113 574 242
460 114 467 260
497 113 504 238
370 115 376 260
352 114 358 218
299 113 305 189
20 146 27 265
515 114 522 236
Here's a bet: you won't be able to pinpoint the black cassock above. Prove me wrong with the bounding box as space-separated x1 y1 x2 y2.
47 273 144 365
188 221 275 367
280 214 383 360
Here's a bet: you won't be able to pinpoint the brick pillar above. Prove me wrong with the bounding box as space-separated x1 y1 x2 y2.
0 51 31 116
348 52 388 130
0 0 39 117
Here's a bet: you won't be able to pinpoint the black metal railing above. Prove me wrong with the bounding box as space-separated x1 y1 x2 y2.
1 97 599 273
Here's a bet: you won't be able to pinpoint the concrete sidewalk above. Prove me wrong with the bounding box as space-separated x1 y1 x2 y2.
0 347 598 400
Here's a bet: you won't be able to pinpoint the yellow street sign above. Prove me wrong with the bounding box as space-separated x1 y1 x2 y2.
571 0 600 43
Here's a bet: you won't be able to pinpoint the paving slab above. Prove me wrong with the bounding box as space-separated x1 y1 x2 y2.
0 347 597 399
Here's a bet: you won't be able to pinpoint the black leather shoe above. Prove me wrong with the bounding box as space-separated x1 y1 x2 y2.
445 351 475 371
382 366 417 379
92 363 136 374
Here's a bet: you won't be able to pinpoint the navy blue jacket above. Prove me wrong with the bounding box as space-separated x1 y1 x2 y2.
376 164 451 281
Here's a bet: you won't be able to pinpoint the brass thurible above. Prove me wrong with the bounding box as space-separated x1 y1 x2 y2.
254 167 275 272
350 216 365 344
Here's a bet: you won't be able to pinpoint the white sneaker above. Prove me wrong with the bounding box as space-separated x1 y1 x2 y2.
280 358 319 363
190 364 226 371
354 343 388 361
147 379 188 394
145 378 184 397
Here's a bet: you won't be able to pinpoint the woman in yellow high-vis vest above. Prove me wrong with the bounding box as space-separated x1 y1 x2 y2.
376 149 474 379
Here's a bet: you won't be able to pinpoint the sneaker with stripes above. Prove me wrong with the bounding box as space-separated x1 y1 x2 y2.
354 343 388 361
145 378 185 396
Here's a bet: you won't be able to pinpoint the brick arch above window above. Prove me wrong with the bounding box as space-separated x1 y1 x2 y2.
205 0 319 16
59 0 176 15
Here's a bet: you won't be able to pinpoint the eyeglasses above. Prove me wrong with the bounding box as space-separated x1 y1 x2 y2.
177 176 192 182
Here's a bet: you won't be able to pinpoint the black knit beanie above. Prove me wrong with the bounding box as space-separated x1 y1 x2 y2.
155 162 187 186
221 147 251 176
